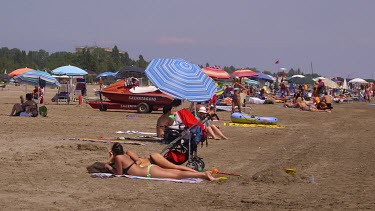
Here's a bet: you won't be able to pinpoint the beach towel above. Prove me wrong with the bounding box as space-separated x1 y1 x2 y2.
116 131 157 135
80 138 148 145
91 173 203 184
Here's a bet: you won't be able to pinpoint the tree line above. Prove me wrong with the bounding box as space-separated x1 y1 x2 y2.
0 46 148 75
0 46 317 79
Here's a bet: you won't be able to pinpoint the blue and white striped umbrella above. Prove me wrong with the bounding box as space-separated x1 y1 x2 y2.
52 65 88 76
14 70 60 87
145 58 217 102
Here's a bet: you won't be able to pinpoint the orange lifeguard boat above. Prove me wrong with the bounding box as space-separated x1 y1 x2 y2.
87 79 173 113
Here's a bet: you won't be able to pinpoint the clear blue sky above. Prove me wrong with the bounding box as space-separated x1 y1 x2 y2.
1 0 374 78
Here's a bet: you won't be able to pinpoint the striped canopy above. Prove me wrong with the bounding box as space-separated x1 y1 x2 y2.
14 70 60 87
202 66 231 79
52 65 88 76
145 58 217 102
232 69 259 78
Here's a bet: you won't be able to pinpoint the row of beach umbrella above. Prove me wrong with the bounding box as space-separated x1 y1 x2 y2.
8 65 89 87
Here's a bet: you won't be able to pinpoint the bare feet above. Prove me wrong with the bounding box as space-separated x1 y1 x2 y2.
205 171 219 181
214 137 220 140
221 136 229 140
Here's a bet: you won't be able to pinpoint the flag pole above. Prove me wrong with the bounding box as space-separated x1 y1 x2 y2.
310 62 314 75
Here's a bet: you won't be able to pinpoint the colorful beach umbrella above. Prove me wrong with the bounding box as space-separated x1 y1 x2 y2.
8 67 33 77
14 70 60 87
202 66 231 79
145 58 217 102
232 69 258 78
313 77 339 88
52 65 88 76
245 79 259 85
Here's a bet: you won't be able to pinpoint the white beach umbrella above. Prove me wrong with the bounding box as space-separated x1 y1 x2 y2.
348 78 368 83
291 75 305 78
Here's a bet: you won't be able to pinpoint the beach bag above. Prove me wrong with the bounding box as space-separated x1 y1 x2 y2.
165 150 187 165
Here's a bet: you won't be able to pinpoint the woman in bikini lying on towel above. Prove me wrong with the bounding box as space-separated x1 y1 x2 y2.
104 143 218 181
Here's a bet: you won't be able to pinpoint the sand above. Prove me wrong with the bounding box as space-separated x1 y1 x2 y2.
0 84 374 210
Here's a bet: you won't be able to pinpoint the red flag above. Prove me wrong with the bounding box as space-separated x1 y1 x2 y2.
275 60 279 64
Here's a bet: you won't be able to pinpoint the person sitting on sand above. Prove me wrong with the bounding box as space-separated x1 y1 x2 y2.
156 105 174 138
322 91 333 109
104 143 218 181
10 93 38 117
197 107 228 140
32 86 43 99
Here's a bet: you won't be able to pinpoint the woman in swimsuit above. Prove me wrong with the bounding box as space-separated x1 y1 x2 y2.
104 143 218 181
125 150 197 172
231 77 247 113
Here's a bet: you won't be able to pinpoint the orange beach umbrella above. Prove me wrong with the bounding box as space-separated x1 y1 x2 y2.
8 67 33 77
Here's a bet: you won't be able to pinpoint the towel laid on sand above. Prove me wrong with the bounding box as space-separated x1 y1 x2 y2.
91 173 203 184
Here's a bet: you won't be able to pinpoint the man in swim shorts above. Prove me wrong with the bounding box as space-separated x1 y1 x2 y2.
156 105 174 138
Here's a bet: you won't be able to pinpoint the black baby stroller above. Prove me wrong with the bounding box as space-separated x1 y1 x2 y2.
161 108 209 171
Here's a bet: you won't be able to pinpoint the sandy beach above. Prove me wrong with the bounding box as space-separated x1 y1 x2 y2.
0 84 374 210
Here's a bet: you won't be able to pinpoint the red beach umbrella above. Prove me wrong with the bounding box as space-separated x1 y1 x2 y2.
232 69 258 78
202 66 231 79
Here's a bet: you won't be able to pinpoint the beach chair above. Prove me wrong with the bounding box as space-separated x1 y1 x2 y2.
161 108 208 171
56 84 70 104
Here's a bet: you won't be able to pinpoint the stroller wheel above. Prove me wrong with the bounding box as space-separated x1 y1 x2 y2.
194 158 205 171
186 160 199 171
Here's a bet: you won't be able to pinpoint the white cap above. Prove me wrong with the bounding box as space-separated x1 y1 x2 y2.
198 107 207 113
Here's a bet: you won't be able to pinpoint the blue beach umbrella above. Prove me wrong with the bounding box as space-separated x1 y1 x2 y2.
14 70 60 87
145 58 217 102
52 65 88 76
250 72 274 82
97 72 117 78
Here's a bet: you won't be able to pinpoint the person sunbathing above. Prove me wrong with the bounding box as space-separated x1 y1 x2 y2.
10 93 38 117
298 101 330 112
124 150 197 172
104 143 218 181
